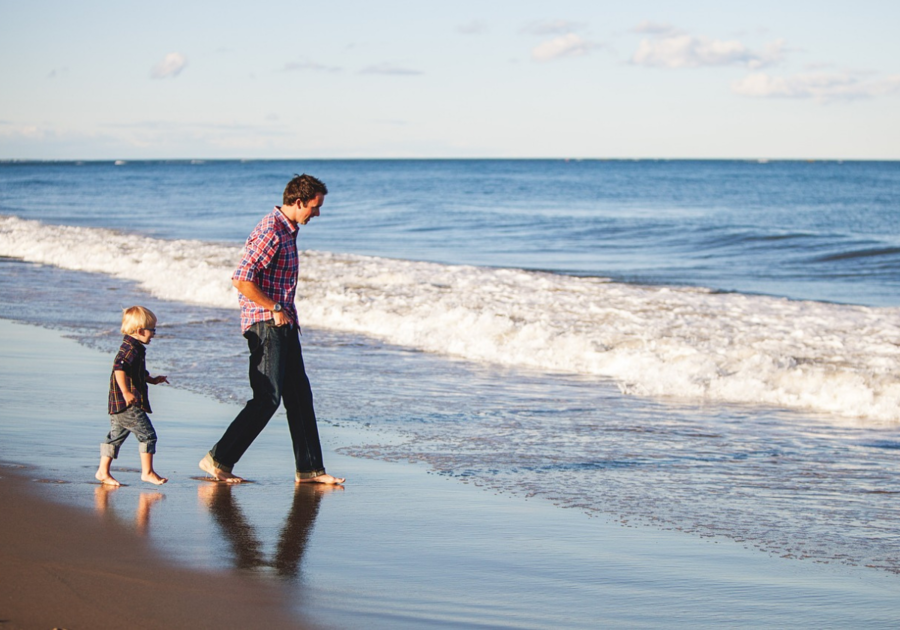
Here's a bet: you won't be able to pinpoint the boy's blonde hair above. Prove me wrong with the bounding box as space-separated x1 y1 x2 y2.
121 306 157 335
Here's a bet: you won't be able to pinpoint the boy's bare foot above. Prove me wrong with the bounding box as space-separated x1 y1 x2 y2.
199 455 244 483
296 472 345 485
141 471 168 485
95 470 121 486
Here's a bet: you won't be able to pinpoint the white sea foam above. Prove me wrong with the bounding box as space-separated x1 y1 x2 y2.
3 214 900 424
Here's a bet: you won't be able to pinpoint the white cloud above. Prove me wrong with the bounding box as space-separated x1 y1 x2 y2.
631 31 785 69
733 71 900 101
359 63 423 76
753 40 788 69
151 52 187 79
532 33 594 62
522 19 586 36
0 123 48 139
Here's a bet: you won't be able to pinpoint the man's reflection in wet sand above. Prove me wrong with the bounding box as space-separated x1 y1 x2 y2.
197 482 338 579
94 485 165 535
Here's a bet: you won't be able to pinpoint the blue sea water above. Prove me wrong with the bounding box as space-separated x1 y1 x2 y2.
2 159 900 583
2 159 899 306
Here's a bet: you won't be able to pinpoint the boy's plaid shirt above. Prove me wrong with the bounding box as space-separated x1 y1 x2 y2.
108 335 150 414
232 208 300 332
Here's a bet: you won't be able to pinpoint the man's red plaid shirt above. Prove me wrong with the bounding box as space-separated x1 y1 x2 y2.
232 208 299 332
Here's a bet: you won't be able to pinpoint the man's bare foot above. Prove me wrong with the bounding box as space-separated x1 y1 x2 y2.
95 470 121 486
141 471 168 485
199 455 244 483
296 472 345 485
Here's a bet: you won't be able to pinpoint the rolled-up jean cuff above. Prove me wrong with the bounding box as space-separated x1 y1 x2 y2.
206 453 233 473
139 442 156 454
100 443 119 459
296 469 326 480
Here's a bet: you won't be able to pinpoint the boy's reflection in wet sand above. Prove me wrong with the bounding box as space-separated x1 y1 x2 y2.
94 485 165 536
197 482 338 579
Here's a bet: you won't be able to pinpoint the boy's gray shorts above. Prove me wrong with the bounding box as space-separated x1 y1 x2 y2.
100 406 158 458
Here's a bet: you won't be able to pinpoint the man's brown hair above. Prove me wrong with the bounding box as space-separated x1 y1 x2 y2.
283 174 328 206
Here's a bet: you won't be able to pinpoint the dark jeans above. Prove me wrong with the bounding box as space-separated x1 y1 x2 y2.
209 321 325 477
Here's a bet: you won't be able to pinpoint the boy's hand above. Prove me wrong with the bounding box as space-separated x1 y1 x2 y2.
123 392 136 407
149 375 169 385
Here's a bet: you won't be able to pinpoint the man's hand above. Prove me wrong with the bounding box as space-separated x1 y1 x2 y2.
272 310 291 327
233 279 292 326
232 279 298 328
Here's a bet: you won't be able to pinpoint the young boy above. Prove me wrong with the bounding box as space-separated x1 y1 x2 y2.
95 306 169 486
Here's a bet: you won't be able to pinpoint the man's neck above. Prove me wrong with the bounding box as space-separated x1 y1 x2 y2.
276 205 298 228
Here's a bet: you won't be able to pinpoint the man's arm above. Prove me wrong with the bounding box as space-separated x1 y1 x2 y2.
233 278 291 326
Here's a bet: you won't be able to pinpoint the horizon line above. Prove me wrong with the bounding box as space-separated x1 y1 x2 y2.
2 157 899 164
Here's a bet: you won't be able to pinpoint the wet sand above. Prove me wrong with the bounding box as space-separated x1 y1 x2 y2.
1 318 899 629
0 465 304 630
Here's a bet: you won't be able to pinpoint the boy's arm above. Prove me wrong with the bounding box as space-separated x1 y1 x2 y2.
114 369 136 407
148 375 169 385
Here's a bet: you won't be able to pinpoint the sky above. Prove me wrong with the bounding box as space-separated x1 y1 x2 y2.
1 0 899 160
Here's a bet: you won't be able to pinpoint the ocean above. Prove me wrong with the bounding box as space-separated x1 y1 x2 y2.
2 158 900 577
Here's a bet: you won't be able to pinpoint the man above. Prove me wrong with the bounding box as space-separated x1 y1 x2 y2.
199 174 344 485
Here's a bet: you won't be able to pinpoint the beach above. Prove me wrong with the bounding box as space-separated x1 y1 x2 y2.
2 317 899 628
